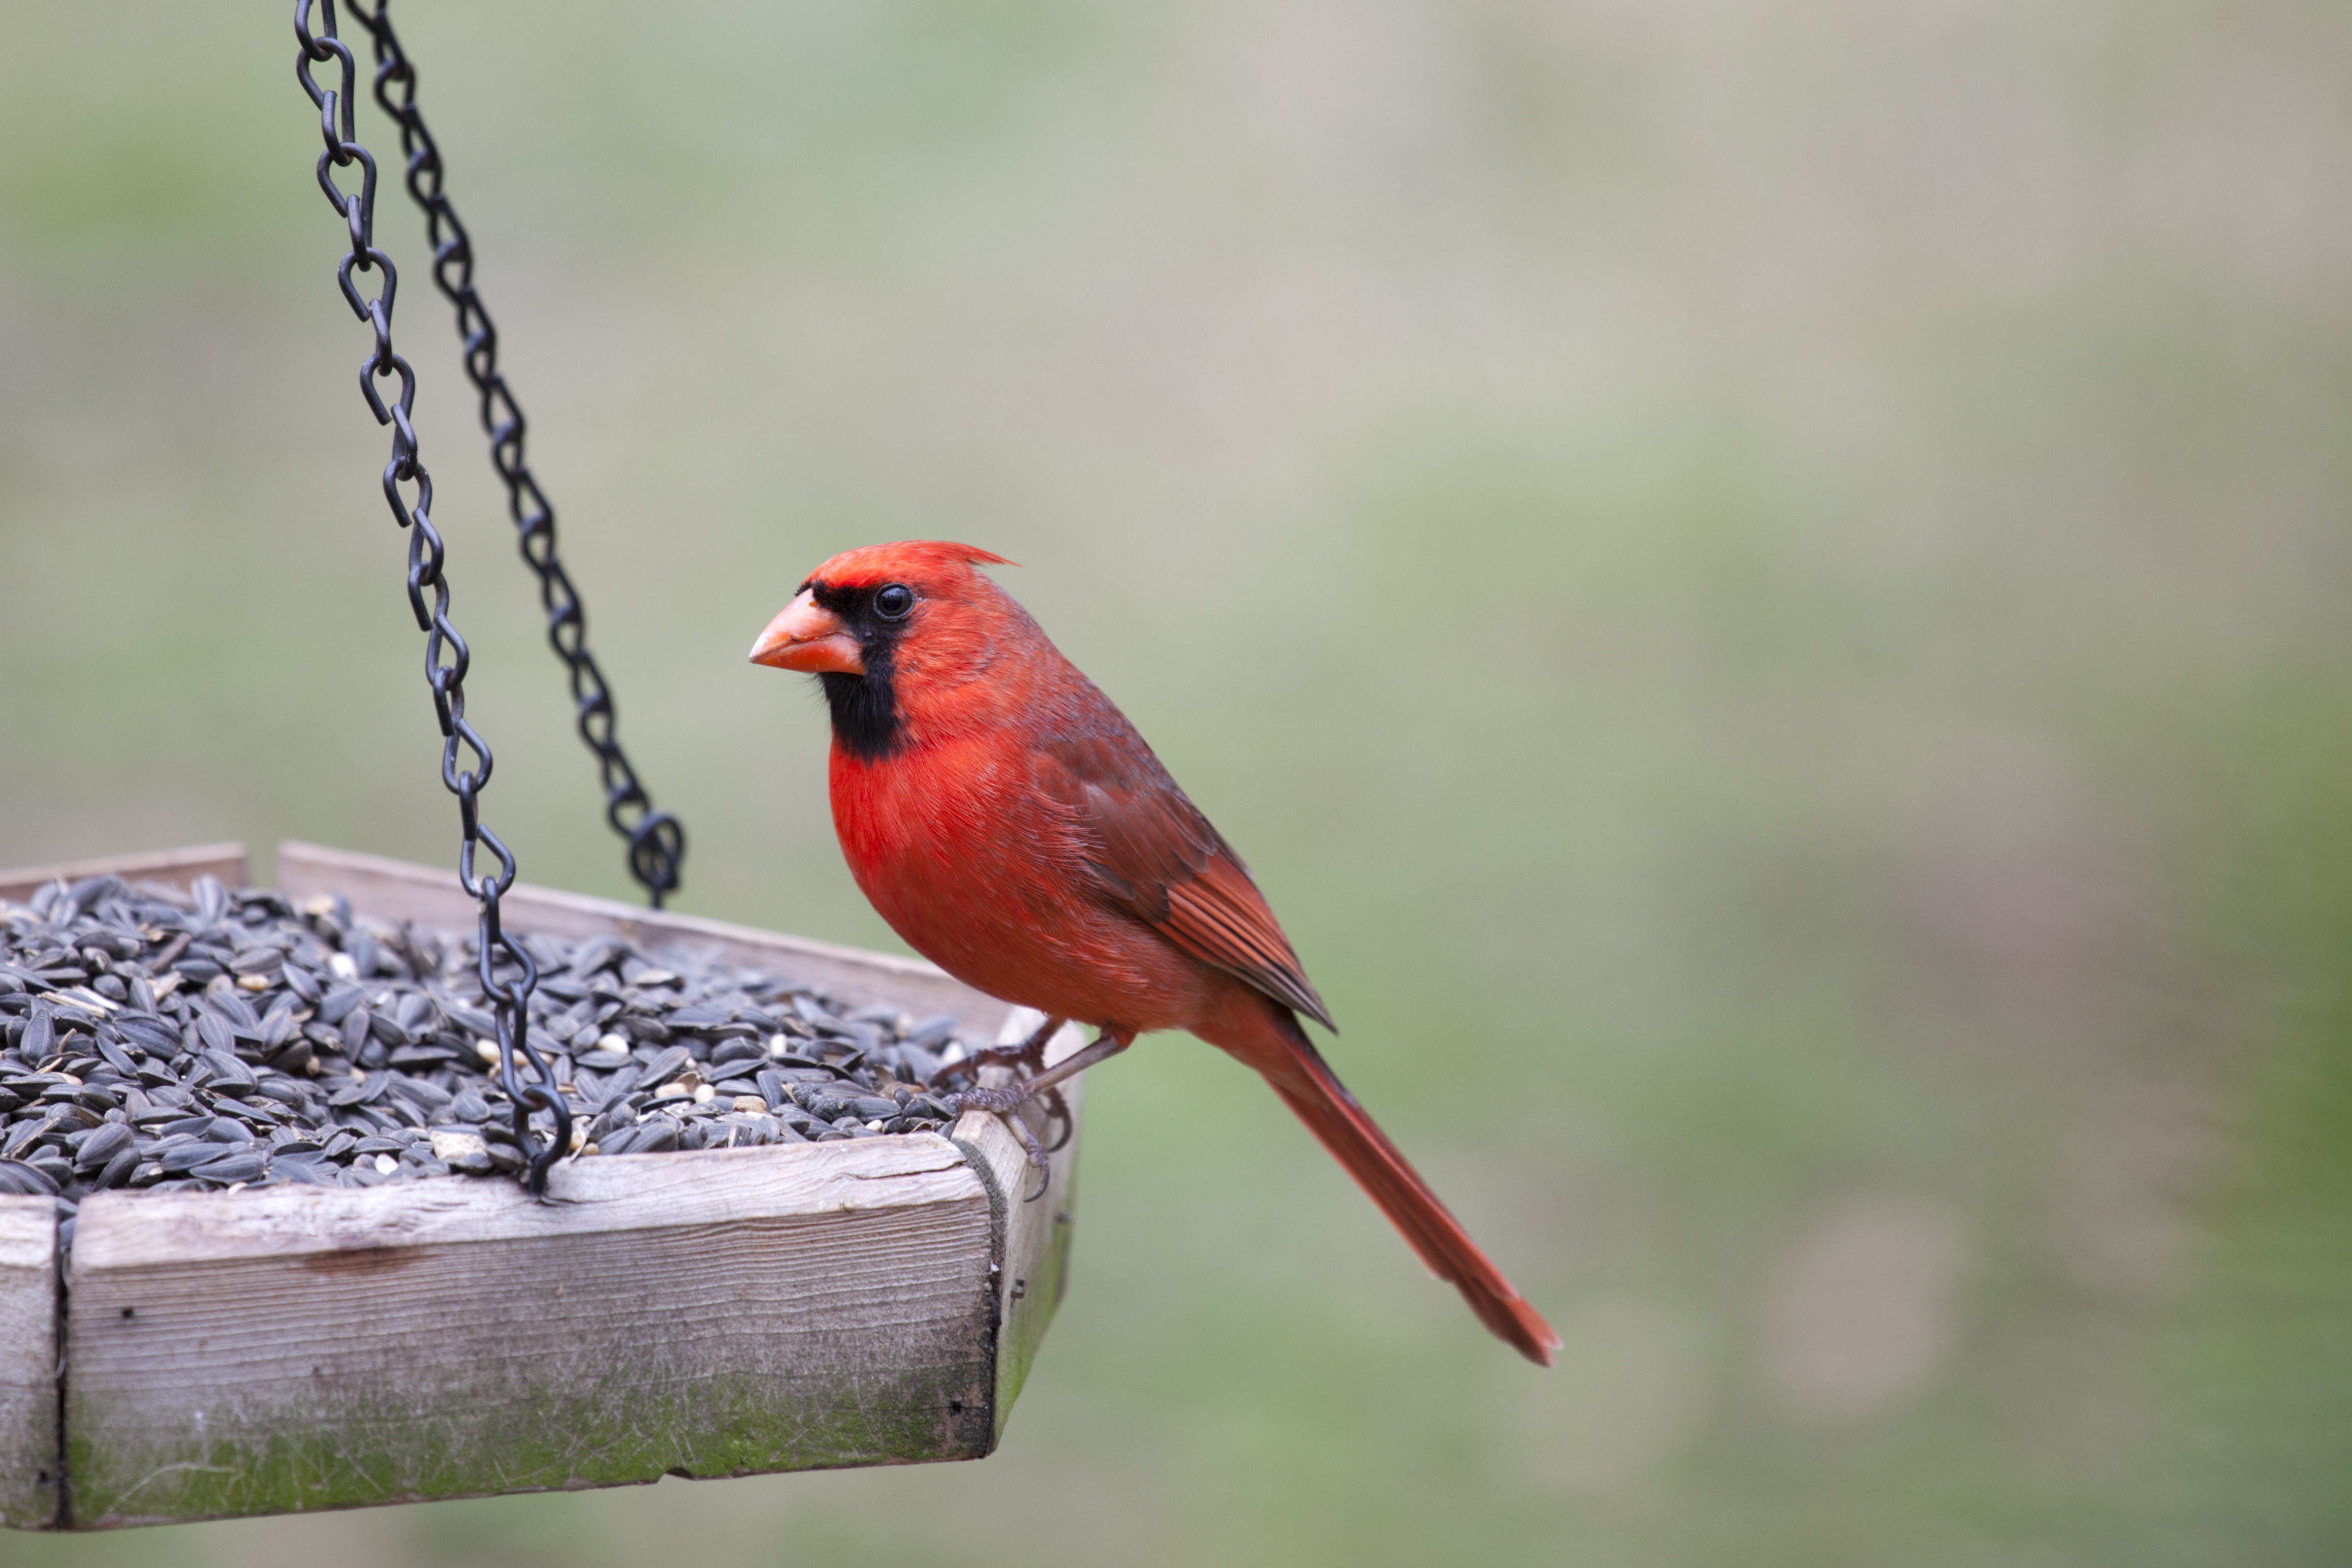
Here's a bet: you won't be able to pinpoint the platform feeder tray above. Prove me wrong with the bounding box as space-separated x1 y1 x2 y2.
0 841 1081 1531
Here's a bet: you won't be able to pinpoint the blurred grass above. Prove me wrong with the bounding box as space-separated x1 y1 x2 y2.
5 0 2352 1564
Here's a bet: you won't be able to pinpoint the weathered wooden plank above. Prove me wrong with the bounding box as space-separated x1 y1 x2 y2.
949 1008 1085 1441
65 1138 999 1527
275 840 990 1021
0 843 247 907
0 1199 58 1531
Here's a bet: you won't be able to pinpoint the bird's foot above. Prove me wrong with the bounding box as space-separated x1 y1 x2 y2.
950 1081 1054 1199
926 1013 1067 1090
945 1025 1131 1201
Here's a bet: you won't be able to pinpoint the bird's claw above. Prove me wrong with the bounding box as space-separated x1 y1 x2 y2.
925 1054 982 1088
927 1013 1065 1091
1039 1083 1073 1154
1016 1127 1051 1202
925 1039 1045 1090
947 1081 1054 1201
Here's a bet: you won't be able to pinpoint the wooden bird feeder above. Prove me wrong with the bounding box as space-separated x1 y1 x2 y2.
0 841 1081 1532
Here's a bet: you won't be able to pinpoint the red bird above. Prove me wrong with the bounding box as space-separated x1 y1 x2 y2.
750 541 1559 1365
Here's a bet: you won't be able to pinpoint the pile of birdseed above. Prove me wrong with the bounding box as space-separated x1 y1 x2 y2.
0 872 982 1244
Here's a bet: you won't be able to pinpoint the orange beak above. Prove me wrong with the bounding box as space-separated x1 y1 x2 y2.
748 589 864 675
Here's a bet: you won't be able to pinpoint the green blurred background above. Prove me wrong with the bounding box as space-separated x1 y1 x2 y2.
4 1 2350 1563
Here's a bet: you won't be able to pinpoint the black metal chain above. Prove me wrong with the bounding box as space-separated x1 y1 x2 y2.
343 0 685 910
295 0 570 1193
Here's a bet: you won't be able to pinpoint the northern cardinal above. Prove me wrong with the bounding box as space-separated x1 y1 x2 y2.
750 541 1559 1365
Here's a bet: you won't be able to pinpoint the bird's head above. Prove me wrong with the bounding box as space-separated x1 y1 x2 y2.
749 540 1020 758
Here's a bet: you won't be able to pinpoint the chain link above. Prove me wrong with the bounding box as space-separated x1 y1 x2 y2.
295 0 569 1193
346 0 686 910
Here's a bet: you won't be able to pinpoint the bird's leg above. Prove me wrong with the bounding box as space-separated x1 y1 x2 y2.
926 1013 1068 1089
986 1026 1131 1102
953 1027 1132 1200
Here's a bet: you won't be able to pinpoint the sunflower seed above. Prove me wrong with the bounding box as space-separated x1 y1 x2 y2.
0 1159 57 1196
95 1144 140 1189
197 1051 258 1095
191 1149 267 1184
74 1122 132 1171
154 1139 216 1174
201 989 263 1037
112 1015 177 1055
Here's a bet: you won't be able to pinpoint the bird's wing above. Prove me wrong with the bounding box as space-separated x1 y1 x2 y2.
1039 731 1335 1030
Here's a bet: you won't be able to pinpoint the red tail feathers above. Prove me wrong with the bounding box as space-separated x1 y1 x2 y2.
1234 1008 1560 1366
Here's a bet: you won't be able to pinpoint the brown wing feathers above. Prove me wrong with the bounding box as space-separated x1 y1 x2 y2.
1162 857 1334 1028
1046 732 1334 1030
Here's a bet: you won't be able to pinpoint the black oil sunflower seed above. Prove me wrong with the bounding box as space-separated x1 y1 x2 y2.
197 1051 258 1095
189 1149 267 1185
95 1144 140 1190
112 1015 178 1056
0 1159 58 1196
74 1122 133 1171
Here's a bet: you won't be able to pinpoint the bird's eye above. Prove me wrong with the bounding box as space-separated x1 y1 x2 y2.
874 584 915 620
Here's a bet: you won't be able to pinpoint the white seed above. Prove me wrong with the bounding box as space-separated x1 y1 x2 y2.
303 894 337 918
373 1153 397 1174
429 1131 487 1162
653 1082 689 1101
768 1034 794 1058
475 1039 500 1065
731 1095 765 1114
328 953 358 980
597 1032 629 1053
692 1083 714 1104
236 974 270 993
